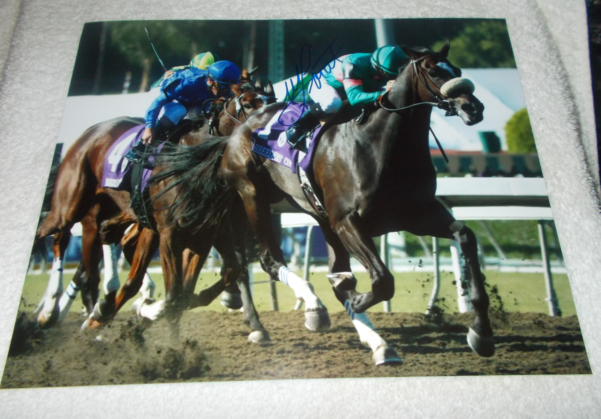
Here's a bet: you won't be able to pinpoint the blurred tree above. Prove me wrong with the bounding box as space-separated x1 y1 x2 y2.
431 20 516 68
109 21 210 92
505 108 537 153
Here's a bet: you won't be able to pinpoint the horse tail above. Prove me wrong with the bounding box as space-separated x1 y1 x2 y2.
32 142 63 254
150 137 235 232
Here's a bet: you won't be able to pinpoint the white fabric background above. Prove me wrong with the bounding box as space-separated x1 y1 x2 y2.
0 0 599 417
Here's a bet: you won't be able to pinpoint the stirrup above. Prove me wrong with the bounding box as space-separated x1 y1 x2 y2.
124 140 146 164
286 126 308 151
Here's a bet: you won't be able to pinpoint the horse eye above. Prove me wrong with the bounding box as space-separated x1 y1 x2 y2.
244 103 253 109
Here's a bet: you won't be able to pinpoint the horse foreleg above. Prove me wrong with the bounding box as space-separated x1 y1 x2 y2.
333 215 395 313
56 263 84 322
323 232 401 366
450 222 494 357
87 244 121 324
37 230 71 328
214 217 270 343
182 249 203 300
241 189 330 332
139 273 156 300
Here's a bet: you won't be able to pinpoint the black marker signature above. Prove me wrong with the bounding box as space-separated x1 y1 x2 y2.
278 38 344 126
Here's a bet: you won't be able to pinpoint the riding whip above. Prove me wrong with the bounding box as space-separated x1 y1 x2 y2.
145 27 168 72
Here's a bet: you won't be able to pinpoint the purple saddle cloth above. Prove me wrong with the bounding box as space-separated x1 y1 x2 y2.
251 103 322 174
101 124 159 193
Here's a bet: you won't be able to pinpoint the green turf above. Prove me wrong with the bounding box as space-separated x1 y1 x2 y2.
19 268 577 317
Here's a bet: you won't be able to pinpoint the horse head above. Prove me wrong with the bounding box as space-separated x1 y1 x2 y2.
222 78 277 125
398 42 484 126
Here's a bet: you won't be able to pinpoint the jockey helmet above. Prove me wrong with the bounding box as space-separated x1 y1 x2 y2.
371 45 407 78
207 61 241 88
190 52 220 70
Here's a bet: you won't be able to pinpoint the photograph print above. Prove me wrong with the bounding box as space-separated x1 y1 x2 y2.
1 17 591 388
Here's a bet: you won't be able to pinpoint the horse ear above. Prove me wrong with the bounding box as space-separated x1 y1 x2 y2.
265 81 274 95
241 68 250 81
255 79 263 89
400 44 420 61
438 40 451 58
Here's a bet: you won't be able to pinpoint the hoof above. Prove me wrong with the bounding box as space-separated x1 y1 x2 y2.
92 301 113 323
467 327 495 357
221 291 243 310
248 329 271 343
37 305 60 329
304 308 331 332
373 345 403 366
80 315 104 332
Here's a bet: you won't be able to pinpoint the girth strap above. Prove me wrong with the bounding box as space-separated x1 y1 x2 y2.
296 164 328 222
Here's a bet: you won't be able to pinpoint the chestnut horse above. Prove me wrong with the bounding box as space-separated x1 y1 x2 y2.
35 79 275 341
153 43 493 365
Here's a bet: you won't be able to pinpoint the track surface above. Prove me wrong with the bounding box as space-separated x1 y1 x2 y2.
2 310 591 387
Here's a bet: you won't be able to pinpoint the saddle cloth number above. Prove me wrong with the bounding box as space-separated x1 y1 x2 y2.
108 132 137 173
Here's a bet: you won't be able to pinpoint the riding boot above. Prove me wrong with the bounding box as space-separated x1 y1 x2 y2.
153 116 175 144
125 116 174 164
286 103 326 152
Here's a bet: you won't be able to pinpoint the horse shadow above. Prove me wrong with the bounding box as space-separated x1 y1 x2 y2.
340 322 588 356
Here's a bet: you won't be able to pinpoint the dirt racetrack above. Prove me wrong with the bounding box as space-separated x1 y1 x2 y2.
1 309 591 388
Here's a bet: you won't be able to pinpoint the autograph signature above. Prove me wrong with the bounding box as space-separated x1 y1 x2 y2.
278 38 344 126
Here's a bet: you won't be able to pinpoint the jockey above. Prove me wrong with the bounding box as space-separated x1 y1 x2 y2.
125 60 240 162
286 45 407 149
150 51 221 89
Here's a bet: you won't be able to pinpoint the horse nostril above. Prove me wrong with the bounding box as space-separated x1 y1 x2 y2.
461 103 477 114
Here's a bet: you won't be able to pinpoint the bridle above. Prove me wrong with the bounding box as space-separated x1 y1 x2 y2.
375 54 459 162
226 91 275 124
376 54 458 117
206 90 277 133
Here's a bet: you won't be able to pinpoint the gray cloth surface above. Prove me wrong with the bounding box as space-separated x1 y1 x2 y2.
0 1 599 418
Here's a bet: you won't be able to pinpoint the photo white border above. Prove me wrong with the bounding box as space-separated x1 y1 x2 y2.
0 1 599 417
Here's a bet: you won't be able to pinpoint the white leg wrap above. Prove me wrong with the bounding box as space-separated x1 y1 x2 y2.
139 273 155 300
450 240 473 313
39 258 64 319
137 299 165 321
344 300 386 351
102 245 120 295
57 280 80 321
278 266 324 310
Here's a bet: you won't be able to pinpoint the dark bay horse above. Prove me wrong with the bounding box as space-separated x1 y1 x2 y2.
35 79 275 342
155 42 493 363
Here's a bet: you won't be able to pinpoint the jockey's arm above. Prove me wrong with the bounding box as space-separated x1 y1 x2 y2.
143 91 170 143
342 63 382 106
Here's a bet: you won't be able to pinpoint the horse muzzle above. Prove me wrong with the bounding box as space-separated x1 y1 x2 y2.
451 95 484 126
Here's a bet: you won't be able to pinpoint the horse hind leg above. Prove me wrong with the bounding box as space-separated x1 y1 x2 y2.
241 189 330 332
408 203 494 358
37 230 71 328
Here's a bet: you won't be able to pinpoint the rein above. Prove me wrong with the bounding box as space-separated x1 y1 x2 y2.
376 54 457 163
224 98 244 125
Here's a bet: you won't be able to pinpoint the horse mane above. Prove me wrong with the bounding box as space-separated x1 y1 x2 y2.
149 137 235 231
